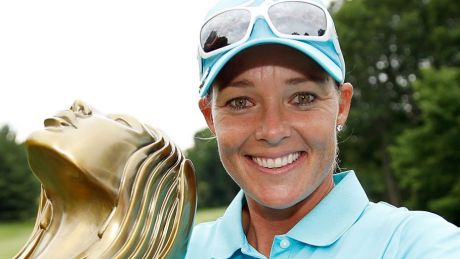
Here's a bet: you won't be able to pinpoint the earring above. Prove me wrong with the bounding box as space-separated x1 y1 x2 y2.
336 124 343 132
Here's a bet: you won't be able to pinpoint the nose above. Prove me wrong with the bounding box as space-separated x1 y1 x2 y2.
70 100 92 116
255 105 291 146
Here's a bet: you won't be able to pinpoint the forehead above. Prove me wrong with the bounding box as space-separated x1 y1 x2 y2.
215 44 329 85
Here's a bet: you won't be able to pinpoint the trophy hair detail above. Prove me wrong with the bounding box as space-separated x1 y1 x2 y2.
15 100 197 259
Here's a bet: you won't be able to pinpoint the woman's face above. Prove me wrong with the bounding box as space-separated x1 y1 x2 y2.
27 100 154 195
200 45 353 209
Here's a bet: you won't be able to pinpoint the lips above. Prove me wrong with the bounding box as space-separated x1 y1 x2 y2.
251 152 301 169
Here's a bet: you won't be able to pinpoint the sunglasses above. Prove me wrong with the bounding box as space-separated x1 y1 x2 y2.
199 0 335 59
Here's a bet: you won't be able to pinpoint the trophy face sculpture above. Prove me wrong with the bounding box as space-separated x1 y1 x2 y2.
14 100 197 259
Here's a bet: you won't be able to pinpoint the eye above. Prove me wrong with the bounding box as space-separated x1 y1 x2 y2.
290 92 316 106
227 97 254 110
114 117 132 127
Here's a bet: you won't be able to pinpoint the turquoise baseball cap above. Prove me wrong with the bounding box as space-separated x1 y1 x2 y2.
198 0 346 97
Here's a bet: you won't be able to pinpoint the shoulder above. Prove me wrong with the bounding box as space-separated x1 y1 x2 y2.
357 201 460 258
364 201 458 232
395 209 460 258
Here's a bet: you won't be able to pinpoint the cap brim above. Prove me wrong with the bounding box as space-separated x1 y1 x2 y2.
200 38 344 97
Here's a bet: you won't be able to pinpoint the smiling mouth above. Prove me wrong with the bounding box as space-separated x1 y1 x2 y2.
251 152 301 169
44 117 77 129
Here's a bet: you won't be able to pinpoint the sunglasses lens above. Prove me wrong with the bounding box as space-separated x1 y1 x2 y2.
268 2 327 37
201 9 251 53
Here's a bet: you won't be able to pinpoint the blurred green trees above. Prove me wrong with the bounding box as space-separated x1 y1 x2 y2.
333 0 459 206
391 67 460 225
0 126 40 221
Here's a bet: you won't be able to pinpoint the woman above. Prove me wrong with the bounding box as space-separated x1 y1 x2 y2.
186 0 460 258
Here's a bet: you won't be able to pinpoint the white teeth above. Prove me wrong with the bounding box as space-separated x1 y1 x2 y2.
256 158 262 166
252 152 301 169
275 157 282 167
267 159 274 168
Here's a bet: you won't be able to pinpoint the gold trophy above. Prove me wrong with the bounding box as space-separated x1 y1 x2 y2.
14 100 197 259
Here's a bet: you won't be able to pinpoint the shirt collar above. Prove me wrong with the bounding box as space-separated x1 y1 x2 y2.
287 171 369 246
211 190 248 258
210 171 369 258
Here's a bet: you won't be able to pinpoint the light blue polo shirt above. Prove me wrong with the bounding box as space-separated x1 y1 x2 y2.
185 171 460 258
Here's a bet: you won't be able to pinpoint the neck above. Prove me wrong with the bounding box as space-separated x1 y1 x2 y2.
22 145 117 258
243 174 334 257
24 167 114 258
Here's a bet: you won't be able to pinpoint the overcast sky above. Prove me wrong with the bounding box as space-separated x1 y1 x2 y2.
0 0 330 150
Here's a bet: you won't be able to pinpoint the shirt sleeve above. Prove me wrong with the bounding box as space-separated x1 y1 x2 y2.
396 211 460 259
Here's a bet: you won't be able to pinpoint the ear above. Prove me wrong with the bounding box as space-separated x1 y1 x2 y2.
337 83 353 126
198 97 216 135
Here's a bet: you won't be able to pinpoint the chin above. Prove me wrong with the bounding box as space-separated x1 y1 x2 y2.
252 191 307 210
26 129 67 151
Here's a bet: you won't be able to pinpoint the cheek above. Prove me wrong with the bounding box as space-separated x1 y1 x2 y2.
294 113 337 155
214 117 244 156
213 114 254 169
215 133 242 181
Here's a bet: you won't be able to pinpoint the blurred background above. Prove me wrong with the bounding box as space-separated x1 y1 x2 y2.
1 0 459 257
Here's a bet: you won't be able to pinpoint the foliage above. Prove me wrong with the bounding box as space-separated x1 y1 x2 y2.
186 128 239 208
333 0 460 205
0 126 40 221
390 67 460 225
196 207 226 224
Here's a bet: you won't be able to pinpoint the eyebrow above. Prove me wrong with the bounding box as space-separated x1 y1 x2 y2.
218 79 254 89
217 76 329 92
223 77 325 87
286 77 332 95
286 77 310 86
286 76 328 85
